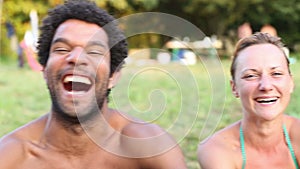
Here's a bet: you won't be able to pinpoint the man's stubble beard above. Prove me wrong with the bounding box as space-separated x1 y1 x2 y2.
48 79 108 129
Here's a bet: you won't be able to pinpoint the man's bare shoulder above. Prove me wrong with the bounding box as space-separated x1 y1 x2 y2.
0 132 27 168
111 110 187 169
197 122 240 169
1 115 48 141
109 109 167 138
0 115 47 168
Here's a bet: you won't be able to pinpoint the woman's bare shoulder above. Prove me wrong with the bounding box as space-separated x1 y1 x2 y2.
199 121 240 147
197 122 240 169
285 115 300 142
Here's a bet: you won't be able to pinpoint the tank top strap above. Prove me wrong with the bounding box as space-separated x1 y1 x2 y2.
240 124 246 169
240 124 299 169
283 124 300 169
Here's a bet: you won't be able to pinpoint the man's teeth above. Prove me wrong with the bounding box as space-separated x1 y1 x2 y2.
63 76 91 85
62 75 92 93
67 91 86 94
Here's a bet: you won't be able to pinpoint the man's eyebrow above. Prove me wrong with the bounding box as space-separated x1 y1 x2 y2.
86 41 108 49
51 38 69 45
51 38 108 49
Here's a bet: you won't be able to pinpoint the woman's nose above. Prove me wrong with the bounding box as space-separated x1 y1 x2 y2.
258 75 273 91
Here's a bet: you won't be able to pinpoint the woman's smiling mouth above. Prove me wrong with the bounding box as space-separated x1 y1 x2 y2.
255 97 279 104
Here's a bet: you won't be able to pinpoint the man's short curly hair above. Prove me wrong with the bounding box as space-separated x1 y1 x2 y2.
37 0 128 75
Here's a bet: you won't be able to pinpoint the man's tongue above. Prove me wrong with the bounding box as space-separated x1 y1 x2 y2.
63 75 92 93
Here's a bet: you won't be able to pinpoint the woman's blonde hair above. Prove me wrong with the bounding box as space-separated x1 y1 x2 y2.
230 32 290 80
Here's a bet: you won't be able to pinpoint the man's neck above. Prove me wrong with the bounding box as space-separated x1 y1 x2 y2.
41 107 113 156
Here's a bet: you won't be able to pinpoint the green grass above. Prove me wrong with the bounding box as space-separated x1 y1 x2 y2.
0 61 50 135
1 58 300 169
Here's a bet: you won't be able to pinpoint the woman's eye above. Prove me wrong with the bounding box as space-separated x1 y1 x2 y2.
272 72 283 76
242 74 258 80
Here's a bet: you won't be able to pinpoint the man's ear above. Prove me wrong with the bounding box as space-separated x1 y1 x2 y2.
230 79 239 98
108 71 121 89
42 68 47 83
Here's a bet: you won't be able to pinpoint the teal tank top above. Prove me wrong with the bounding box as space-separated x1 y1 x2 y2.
240 124 299 169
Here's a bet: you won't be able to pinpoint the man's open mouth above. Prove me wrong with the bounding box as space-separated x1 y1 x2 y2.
63 75 92 93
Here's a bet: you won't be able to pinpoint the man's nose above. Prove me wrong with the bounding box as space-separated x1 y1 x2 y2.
66 47 87 66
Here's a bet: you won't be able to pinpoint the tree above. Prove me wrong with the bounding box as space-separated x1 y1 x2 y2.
1 0 52 59
1 0 299 60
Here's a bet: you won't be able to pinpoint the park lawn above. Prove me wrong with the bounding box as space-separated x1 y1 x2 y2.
0 61 50 135
1 58 300 169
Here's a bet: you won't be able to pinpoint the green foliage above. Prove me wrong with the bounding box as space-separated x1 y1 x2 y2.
2 0 49 40
1 0 51 60
0 26 14 60
1 0 300 64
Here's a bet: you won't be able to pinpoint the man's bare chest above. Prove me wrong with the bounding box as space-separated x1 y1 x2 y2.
20 144 139 169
